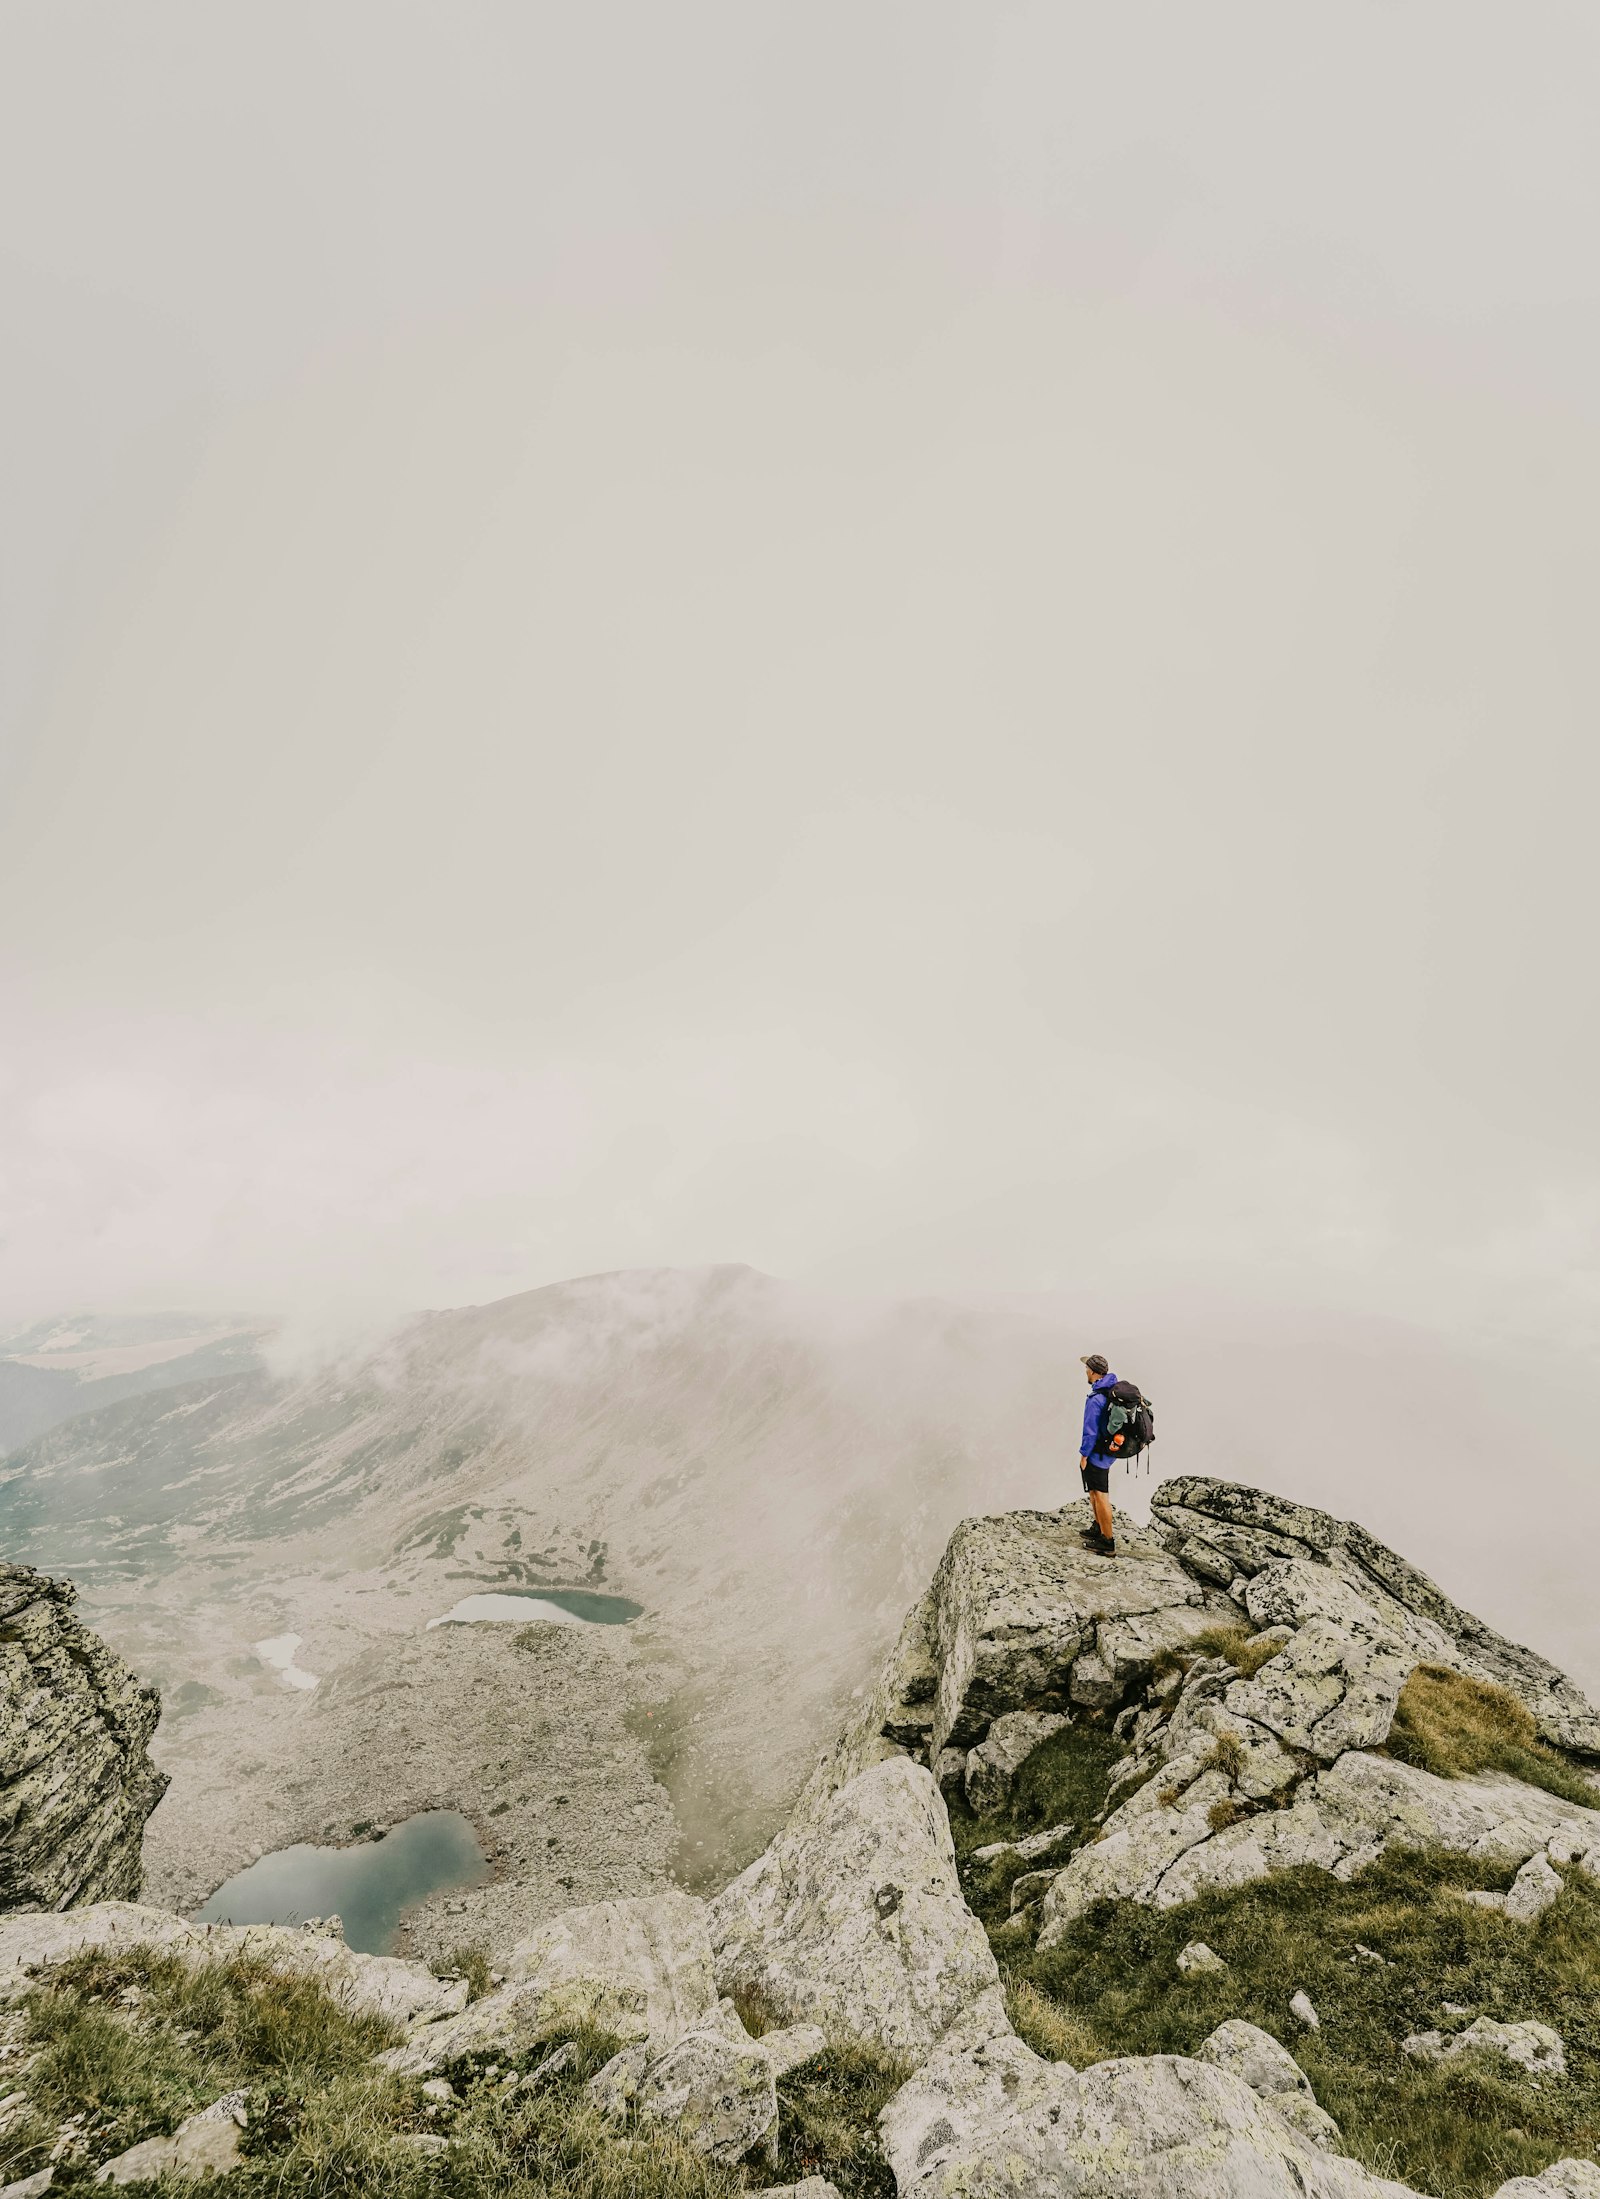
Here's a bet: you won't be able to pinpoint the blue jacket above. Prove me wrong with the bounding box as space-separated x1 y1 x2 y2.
1081 1371 1119 1464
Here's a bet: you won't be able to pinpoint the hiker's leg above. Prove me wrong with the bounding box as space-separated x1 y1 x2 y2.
1091 1487 1114 1540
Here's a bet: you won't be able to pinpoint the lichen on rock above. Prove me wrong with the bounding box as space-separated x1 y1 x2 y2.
0 1565 167 1914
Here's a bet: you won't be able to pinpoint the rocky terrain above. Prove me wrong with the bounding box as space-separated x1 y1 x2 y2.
2 1473 1599 2195
0 1564 165 1913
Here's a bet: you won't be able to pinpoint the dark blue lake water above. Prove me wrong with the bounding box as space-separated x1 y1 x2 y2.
194 1808 490 1954
427 1587 644 1628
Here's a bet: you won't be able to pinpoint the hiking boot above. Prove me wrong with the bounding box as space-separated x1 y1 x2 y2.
1084 1532 1117 1557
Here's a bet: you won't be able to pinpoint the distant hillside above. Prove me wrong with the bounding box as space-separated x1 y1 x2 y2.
0 1312 267 1454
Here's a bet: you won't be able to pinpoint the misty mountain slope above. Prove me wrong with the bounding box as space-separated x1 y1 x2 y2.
8 1264 1598 1934
0 1312 266 1455
4 1267 1080 1906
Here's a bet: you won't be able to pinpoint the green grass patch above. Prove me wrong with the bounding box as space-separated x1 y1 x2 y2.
1189 1621 1286 1678
1 1946 907 2199
1387 1665 1600 1810
749 2041 911 2198
951 1719 1131 1924
3 1945 396 2187
1002 1844 1600 2198
435 1944 494 2002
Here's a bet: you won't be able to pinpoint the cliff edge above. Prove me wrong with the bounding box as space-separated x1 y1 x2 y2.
0 1562 167 1912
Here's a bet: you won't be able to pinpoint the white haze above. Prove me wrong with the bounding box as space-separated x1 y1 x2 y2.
2 5 1598 1543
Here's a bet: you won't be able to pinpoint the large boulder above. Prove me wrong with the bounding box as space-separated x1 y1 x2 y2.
381 1888 718 2074
0 1566 167 1911
707 1756 998 2059
1492 2166 1600 2198
877 1984 1061 2190
964 1712 1069 1816
588 2021 778 2164
926 1510 1221 1756
1151 1480 1600 1758
1197 2018 1342 2150
881 2030 1419 2198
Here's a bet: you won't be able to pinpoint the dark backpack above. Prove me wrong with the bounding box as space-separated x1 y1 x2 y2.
1101 1379 1155 1464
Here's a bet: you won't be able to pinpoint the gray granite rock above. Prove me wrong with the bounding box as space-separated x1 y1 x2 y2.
924 1509 1220 1756
1152 1480 1600 1758
1226 1614 1412 1760
0 2169 54 2198
1504 1853 1564 1923
758 2021 828 2079
94 2095 246 2183
0 1566 167 1913
883 2039 1419 2198
1177 1941 1228 1975
1490 2163 1600 2198
708 1756 997 2058
381 1889 718 2074
1448 2017 1565 2078
968 1819 1075 1867
1039 1728 1600 1943
964 1712 1070 1815
1197 2018 1342 2149
588 2022 777 2164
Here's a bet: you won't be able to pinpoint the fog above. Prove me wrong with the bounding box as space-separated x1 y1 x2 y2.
3 4 1598 1432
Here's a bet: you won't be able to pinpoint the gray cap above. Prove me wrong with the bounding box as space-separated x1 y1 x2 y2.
1080 1353 1109 1375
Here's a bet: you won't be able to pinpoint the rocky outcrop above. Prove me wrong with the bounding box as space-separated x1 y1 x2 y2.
707 1755 999 2058
878 1997 1413 2199
1018 1531 1600 1945
0 1566 166 1913
380 1889 717 2074
1151 1480 1600 1758
925 1511 1226 1754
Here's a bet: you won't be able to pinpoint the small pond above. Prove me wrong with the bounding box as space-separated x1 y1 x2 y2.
427 1587 643 1629
193 1808 490 1954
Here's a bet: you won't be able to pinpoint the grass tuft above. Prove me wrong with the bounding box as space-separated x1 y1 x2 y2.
951 1720 1130 1923
1003 1974 1098 2066
4 1947 396 2187
1386 1665 1600 1810
1190 1622 1286 1679
0 1947 908 2199
1206 1796 1255 1833
435 1944 494 2002
751 2041 911 2197
1000 1844 1600 2199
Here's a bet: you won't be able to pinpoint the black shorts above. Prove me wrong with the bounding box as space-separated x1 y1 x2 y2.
1081 1462 1111 1494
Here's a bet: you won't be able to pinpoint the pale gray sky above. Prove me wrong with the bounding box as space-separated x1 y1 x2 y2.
2 2 1598 1346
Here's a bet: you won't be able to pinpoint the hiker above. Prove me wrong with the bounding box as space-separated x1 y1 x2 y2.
1078 1353 1120 1555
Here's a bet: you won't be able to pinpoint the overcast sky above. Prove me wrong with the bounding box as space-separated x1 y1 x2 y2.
2 2 1598 1348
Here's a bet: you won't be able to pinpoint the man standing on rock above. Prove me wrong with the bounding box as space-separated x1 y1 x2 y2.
1078 1353 1119 1557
